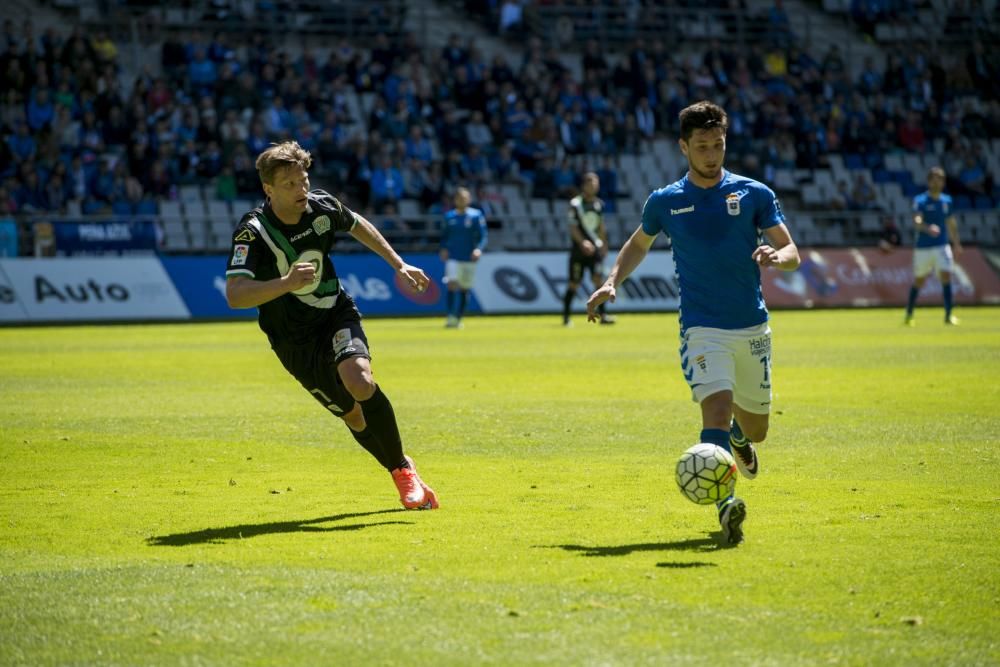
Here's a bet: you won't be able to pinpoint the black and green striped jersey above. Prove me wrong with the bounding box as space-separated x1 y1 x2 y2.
226 190 358 345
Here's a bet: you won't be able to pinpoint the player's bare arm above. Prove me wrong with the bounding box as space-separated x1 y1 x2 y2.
226 267 315 309
350 212 430 292
947 215 963 255
586 226 656 321
753 224 801 270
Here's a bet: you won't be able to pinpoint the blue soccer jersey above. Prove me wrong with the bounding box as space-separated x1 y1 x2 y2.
641 170 785 332
912 192 952 248
441 207 488 260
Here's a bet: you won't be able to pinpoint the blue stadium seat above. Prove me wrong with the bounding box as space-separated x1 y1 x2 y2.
891 170 912 185
112 200 133 216
135 199 159 215
953 194 972 210
844 154 864 170
872 168 892 183
973 195 994 210
864 153 883 168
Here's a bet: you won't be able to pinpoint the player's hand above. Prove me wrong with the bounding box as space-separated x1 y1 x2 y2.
399 264 430 293
586 283 616 323
581 240 596 257
439 249 448 262
471 248 482 261
284 261 317 291
927 224 941 237
752 245 780 267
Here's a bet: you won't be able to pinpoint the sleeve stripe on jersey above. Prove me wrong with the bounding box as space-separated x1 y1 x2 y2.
226 268 254 278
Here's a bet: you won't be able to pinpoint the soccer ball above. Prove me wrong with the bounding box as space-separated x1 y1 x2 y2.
675 443 738 505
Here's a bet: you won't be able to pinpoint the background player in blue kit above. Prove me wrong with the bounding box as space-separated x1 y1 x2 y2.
904 166 963 326
439 186 488 328
225 141 439 510
586 101 800 545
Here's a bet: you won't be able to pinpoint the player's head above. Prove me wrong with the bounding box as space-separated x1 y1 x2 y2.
581 172 600 198
927 166 946 193
678 101 728 182
256 141 312 212
454 186 471 211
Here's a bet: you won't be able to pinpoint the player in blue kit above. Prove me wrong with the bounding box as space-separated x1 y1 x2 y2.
439 186 488 328
904 166 963 326
586 101 800 545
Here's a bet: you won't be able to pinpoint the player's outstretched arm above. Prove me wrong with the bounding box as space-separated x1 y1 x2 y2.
350 212 431 292
226 268 315 309
754 224 801 270
586 226 656 322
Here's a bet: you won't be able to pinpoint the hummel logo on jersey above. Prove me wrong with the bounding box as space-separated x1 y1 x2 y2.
671 205 695 215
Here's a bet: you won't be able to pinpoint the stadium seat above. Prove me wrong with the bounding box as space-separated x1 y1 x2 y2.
207 200 231 220
883 154 904 171
953 195 972 210
872 168 892 183
844 154 864 170
179 185 202 203
160 201 183 219
974 195 994 210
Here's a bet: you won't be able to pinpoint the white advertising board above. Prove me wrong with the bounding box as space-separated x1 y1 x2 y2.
472 251 681 314
0 257 190 322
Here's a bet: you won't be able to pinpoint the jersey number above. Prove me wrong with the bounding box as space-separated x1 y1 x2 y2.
759 356 770 382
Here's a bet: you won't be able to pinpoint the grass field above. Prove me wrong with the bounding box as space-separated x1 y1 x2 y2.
2 308 999 665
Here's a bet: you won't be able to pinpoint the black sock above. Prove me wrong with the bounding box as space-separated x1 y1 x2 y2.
562 288 574 321
359 385 406 470
598 302 606 316
446 290 456 317
348 425 392 471
457 291 468 318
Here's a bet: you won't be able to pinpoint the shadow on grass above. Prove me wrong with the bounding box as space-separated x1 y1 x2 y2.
546 534 734 558
147 509 411 546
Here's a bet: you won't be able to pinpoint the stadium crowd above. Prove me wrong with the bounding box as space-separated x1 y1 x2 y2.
0 6 998 250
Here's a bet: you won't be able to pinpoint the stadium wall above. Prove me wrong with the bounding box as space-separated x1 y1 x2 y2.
0 249 998 324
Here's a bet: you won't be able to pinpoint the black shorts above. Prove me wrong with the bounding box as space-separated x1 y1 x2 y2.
272 295 370 416
568 250 606 284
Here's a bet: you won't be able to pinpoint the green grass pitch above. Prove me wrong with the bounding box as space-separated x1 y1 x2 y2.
1 308 998 665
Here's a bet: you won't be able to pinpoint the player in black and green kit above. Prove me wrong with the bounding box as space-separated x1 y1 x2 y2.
225 141 438 509
563 172 615 326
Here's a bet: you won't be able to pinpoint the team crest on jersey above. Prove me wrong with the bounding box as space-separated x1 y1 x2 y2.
313 215 331 235
234 228 255 242
232 244 249 265
727 190 749 217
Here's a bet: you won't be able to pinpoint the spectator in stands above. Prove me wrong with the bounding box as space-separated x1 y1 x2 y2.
827 180 850 211
499 0 524 36
370 154 404 212
956 154 988 195
850 173 878 210
897 111 926 153
877 215 902 254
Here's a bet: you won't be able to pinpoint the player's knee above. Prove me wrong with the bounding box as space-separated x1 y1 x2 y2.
339 362 376 401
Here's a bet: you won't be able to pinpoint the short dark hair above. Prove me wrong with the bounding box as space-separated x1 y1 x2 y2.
255 141 312 185
679 101 729 141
